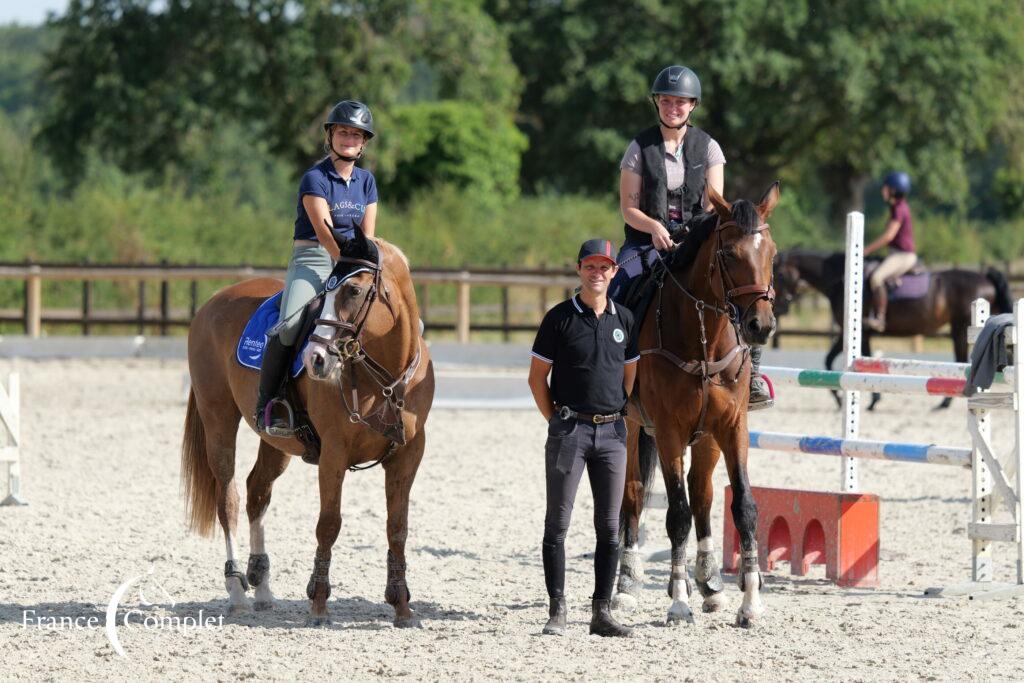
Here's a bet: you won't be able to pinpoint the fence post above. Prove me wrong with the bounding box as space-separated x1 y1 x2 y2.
189 279 198 320
501 262 510 342
420 284 429 336
538 261 548 319
159 260 170 336
137 281 146 335
456 272 471 344
25 268 41 338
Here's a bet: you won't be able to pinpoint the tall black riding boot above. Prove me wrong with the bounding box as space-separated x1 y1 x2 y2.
254 335 293 433
542 542 566 635
590 541 632 637
748 345 774 411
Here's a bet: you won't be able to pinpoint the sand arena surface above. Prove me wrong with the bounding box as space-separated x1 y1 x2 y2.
0 358 1022 680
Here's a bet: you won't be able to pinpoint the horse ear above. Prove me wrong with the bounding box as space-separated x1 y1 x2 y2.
706 184 731 219
757 181 781 220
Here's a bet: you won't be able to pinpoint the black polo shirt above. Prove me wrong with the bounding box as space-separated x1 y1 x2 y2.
531 295 640 414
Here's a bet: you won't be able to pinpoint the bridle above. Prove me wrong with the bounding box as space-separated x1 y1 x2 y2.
640 215 775 444
309 252 421 471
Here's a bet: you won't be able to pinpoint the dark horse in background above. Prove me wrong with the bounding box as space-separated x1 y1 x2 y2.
774 250 1013 409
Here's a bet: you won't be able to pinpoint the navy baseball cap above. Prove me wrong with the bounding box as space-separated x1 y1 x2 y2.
577 238 616 265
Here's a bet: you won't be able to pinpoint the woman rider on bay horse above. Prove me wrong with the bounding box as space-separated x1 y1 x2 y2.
255 100 380 432
608 65 772 409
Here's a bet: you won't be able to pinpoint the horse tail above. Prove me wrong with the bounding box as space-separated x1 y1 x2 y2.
985 268 1013 314
618 428 660 548
637 430 660 506
180 389 217 537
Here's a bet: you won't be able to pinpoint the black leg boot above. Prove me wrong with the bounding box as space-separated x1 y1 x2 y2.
254 335 293 433
541 542 566 635
748 345 774 411
590 541 632 637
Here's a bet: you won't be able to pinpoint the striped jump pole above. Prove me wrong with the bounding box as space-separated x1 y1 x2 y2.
761 366 971 398
749 430 971 468
850 356 1016 386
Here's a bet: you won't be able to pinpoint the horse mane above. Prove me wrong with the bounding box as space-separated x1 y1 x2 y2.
672 200 761 273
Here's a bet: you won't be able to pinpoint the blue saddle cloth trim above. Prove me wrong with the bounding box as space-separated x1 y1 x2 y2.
236 292 307 377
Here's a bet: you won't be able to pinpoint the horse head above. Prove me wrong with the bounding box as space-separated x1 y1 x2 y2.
772 251 801 317
303 229 383 381
700 182 780 346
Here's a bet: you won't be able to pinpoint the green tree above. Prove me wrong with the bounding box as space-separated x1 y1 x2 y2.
488 0 1024 220
37 0 522 188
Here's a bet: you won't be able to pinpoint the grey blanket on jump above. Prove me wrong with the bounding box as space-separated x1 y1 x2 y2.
964 313 1015 396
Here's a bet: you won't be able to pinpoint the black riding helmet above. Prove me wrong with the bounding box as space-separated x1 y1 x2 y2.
324 100 375 138
650 66 701 130
651 66 701 103
324 100 374 162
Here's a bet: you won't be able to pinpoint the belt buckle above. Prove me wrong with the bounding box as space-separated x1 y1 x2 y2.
592 414 602 424
558 405 573 421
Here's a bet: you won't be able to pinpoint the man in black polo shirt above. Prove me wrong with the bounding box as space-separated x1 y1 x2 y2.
528 238 638 638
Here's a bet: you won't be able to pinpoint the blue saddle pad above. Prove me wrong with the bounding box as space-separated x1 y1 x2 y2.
236 292 307 377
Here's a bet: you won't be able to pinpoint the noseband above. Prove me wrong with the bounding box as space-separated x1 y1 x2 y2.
309 252 421 470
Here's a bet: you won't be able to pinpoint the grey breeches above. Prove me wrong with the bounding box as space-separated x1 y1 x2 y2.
542 418 628 546
277 244 333 346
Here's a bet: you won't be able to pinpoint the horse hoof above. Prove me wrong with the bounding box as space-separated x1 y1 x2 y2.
254 600 274 611
226 601 251 616
611 592 638 613
666 612 695 627
734 609 761 629
305 614 332 628
702 592 727 613
394 616 422 629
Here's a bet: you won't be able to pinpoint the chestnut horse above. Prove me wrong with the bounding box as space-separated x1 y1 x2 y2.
613 184 779 628
181 233 434 626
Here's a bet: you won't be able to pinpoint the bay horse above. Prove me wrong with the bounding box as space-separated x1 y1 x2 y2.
774 250 1013 409
613 183 780 628
181 232 434 626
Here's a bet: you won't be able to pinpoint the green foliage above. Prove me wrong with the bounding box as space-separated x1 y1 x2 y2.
36 0 521 179
374 101 527 204
487 0 1024 218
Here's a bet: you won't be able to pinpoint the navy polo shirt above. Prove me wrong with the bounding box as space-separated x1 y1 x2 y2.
294 158 378 242
531 295 640 414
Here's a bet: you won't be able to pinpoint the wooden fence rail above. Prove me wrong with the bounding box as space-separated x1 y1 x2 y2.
0 261 1021 344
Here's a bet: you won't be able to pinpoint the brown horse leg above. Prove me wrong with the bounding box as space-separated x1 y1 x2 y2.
245 440 291 610
307 455 346 626
717 429 764 628
654 429 694 626
202 407 250 615
612 422 651 612
687 438 727 613
383 430 426 628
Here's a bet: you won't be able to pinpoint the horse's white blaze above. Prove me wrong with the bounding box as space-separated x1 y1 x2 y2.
302 289 339 378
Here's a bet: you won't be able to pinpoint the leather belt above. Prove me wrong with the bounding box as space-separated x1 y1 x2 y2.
294 239 321 248
557 406 623 424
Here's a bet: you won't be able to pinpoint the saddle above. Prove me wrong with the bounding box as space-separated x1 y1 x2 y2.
863 261 930 300
237 247 382 465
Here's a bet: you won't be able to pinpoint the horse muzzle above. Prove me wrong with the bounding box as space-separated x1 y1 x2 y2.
303 343 338 381
742 307 776 347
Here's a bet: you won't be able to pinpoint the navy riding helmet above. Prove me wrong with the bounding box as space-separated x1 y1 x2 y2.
883 171 911 196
